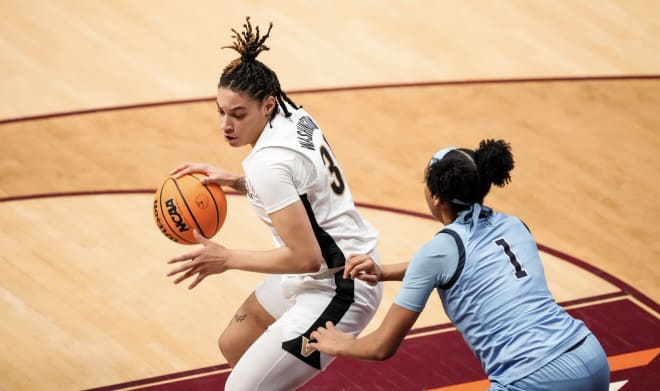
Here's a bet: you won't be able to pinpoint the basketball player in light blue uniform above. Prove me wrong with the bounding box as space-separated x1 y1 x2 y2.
310 140 610 390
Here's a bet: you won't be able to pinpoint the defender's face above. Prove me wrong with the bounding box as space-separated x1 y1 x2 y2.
216 88 273 147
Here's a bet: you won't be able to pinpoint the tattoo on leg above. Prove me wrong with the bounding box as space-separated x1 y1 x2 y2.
234 313 247 323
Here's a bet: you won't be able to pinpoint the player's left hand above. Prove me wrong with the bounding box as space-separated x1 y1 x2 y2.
308 321 355 356
166 230 230 289
344 254 382 285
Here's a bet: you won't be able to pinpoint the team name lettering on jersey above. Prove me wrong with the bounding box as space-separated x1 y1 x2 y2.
296 116 318 150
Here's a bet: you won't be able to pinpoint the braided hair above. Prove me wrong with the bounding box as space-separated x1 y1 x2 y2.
219 17 299 119
426 139 514 212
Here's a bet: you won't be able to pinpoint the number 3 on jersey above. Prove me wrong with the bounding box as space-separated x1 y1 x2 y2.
495 238 529 279
319 143 346 195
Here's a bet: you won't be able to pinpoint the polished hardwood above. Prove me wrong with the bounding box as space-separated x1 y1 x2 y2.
1 1 658 390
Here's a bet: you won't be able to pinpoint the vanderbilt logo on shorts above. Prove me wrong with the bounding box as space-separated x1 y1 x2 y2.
280 271 355 370
282 334 322 369
300 336 316 357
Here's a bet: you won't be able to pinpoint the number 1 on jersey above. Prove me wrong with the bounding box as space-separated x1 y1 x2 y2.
495 238 529 279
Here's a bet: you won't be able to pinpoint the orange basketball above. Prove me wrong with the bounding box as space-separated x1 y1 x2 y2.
153 173 227 244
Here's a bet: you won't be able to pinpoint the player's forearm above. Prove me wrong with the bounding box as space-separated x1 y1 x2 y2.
227 246 323 274
380 262 408 281
339 304 416 360
335 332 399 361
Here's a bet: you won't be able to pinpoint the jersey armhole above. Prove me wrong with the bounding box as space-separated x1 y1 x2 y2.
519 218 532 234
437 228 466 290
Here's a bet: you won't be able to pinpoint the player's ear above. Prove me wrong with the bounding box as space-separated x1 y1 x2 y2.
433 195 442 207
263 96 276 116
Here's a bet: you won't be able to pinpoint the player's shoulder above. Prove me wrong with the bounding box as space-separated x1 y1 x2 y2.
419 230 461 255
245 145 317 183
491 211 531 233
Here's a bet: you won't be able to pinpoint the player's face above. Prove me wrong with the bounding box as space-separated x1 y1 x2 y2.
216 88 275 147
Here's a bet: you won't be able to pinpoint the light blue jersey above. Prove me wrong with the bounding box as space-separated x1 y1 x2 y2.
395 205 592 385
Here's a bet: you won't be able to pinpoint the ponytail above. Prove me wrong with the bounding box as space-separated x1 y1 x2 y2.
426 139 514 209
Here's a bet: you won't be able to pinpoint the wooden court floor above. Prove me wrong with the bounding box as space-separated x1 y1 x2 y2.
1 2 659 390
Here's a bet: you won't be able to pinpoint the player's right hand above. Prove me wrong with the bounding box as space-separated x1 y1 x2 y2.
169 162 240 187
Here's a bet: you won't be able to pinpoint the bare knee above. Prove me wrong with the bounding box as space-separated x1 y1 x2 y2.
218 323 251 367
218 329 240 367
218 293 275 367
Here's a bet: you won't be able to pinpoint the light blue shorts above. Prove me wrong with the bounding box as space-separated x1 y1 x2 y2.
489 333 610 391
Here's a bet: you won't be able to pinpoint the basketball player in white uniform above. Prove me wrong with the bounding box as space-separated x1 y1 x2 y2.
166 17 383 390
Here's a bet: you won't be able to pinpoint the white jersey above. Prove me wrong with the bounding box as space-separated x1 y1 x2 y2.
241 105 379 278
233 105 382 379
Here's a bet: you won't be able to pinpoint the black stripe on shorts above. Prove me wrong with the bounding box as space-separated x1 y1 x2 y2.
281 194 355 369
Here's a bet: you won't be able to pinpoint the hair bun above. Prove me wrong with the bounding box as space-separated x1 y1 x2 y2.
475 139 514 187
223 16 272 63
